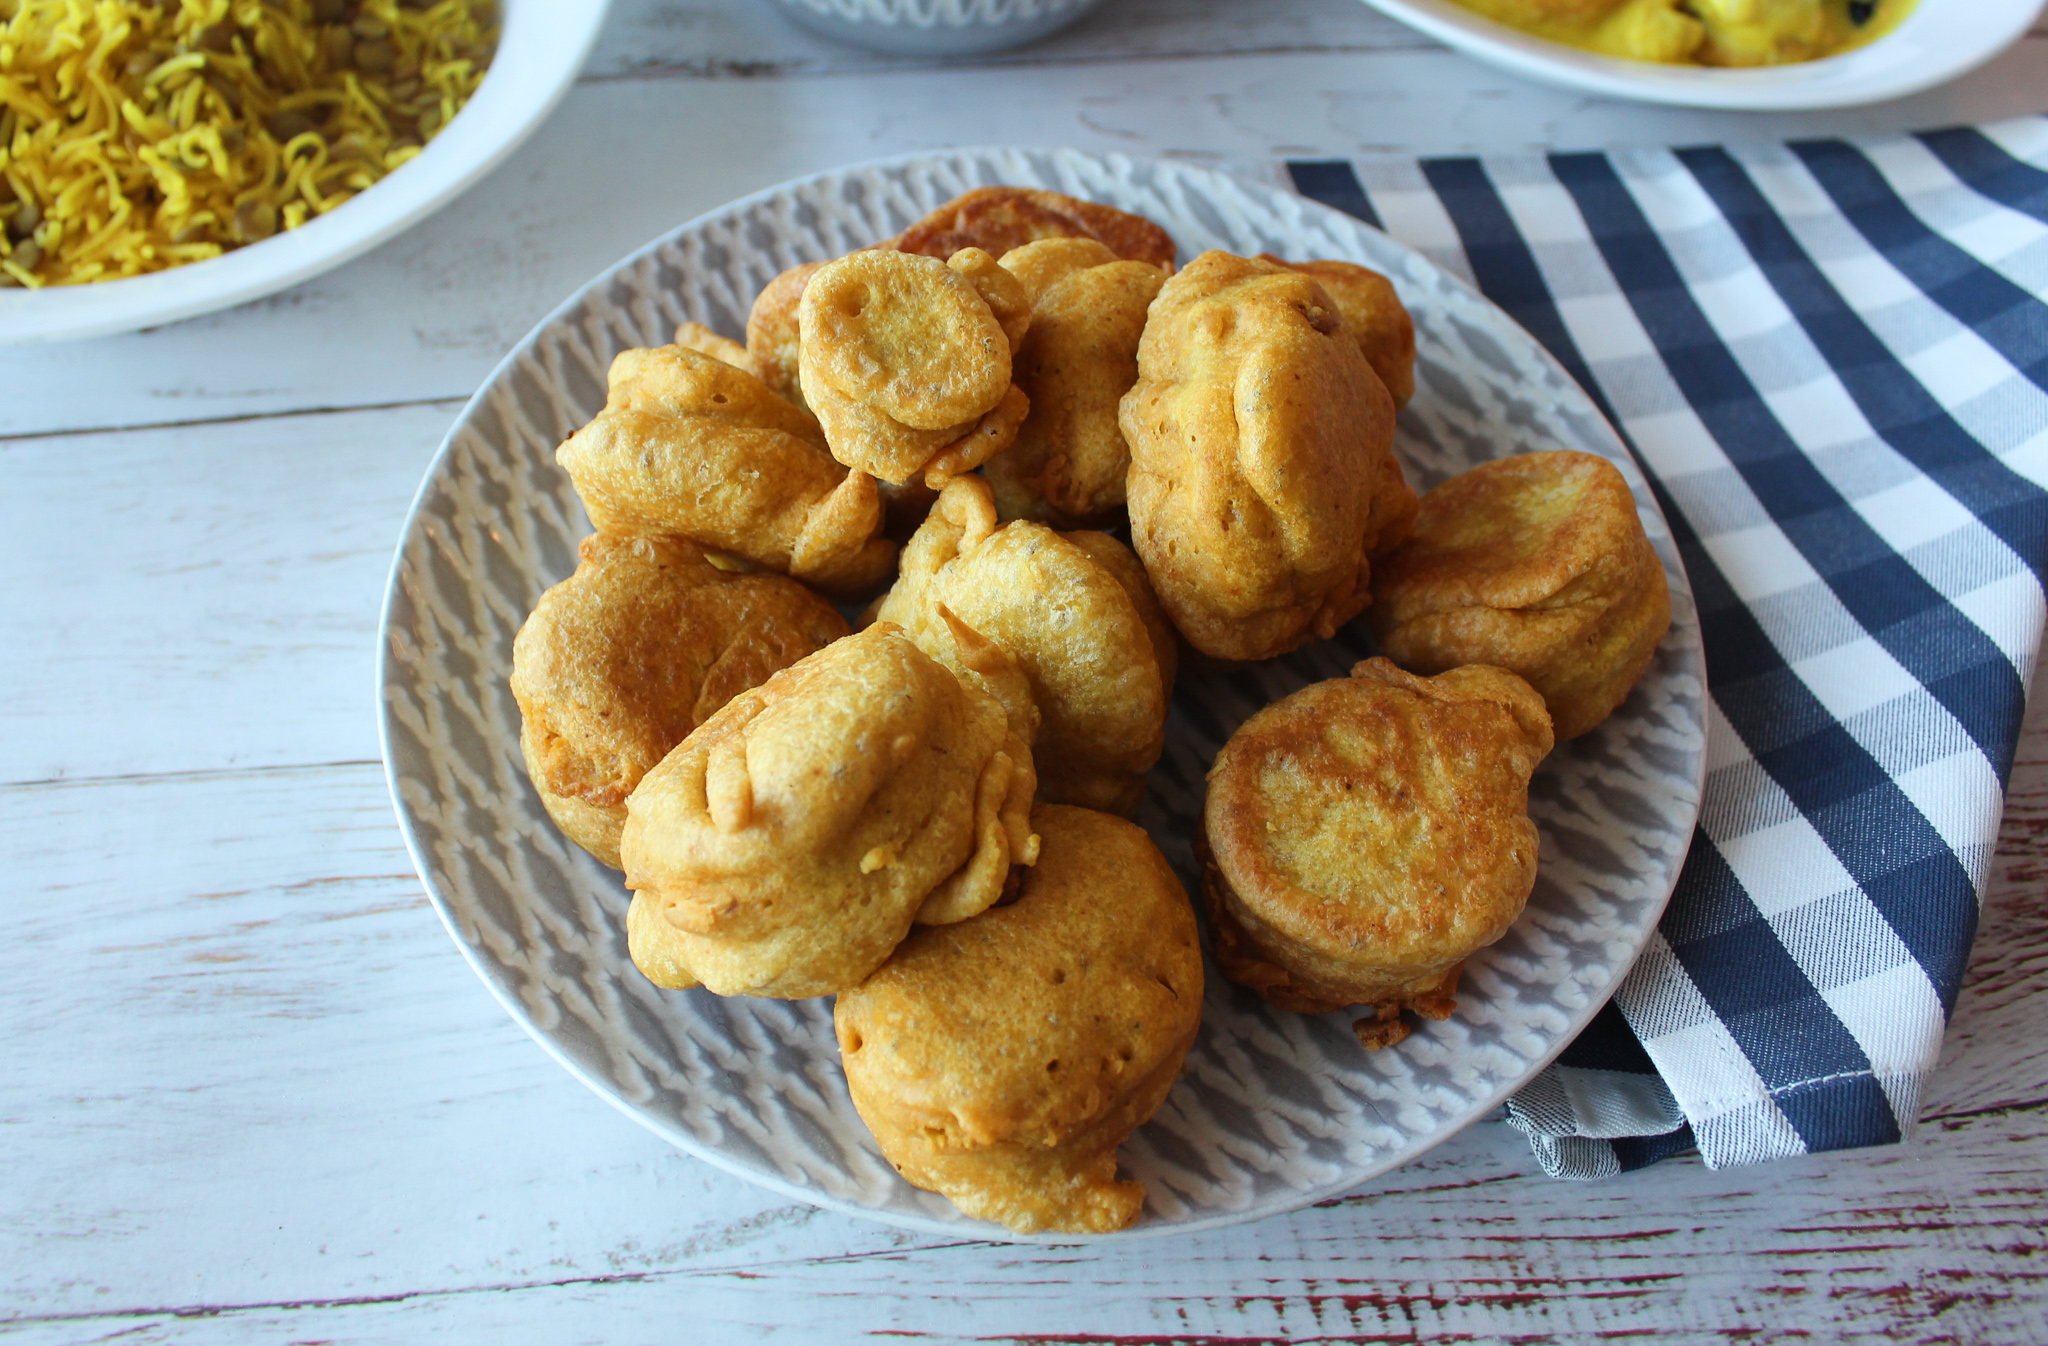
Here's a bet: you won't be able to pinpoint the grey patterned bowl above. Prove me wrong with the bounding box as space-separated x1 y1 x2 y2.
379 147 1708 1242
764 0 1108 56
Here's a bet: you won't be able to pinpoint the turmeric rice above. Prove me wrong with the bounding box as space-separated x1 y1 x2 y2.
0 0 497 289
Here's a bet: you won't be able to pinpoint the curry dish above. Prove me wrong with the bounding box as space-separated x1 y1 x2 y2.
1446 0 1913 66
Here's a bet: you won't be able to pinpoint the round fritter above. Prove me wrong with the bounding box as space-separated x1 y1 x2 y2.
619 625 1040 1000
987 253 1168 526
874 478 1172 816
798 249 1026 486
883 186 1178 271
745 260 826 412
556 345 894 599
510 532 849 870
1368 450 1671 740
1255 255 1416 410
836 804 1203 1234
671 320 756 376
997 237 1119 308
1119 251 1418 662
1203 659 1553 1041
626 890 700 991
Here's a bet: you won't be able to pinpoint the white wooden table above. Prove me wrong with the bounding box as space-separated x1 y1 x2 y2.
6 2 2046 1340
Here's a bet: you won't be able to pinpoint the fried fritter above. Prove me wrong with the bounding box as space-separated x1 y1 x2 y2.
744 260 825 412
627 889 700 990
510 532 849 871
672 320 757 377
885 186 1177 271
619 625 1040 1000
1256 256 1416 410
798 249 1027 487
987 251 1168 526
836 804 1203 1234
1119 251 1418 662
998 237 1119 308
875 478 1172 816
556 345 894 599
1369 450 1671 740
1203 659 1553 1046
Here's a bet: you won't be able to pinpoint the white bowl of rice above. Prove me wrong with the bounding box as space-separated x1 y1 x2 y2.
0 0 609 345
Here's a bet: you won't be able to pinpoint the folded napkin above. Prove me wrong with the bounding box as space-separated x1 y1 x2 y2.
1281 115 2048 1177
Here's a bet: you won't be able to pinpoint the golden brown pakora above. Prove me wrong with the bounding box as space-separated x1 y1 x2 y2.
555 344 894 599
510 532 849 871
618 625 1040 1000
874 478 1172 816
1369 450 1671 740
1203 658 1553 1047
836 804 1203 1234
884 186 1177 271
986 245 1168 526
798 249 1028 487
744 260 826 412
1256 255 1417 409
1119 251 1418 662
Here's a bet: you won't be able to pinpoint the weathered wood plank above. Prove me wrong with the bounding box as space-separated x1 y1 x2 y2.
0 404 460 787
3 1103 2042 1342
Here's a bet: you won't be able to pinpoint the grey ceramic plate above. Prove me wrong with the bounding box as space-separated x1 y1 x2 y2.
379 148 1707 1242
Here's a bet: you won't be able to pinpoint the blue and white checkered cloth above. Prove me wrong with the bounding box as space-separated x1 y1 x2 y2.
1284 115 2048 1178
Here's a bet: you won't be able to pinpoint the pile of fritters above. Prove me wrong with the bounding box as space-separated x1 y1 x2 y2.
508 182 1671 1233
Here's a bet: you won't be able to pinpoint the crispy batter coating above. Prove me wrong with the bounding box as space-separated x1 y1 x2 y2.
556 345 894 599
672 320 757 377
1203 659 1553 1043
798 249 1026 487
998 237 1118 308
1369 451 1671 739
1062 528 1179 697
619 625 1040 999
1256 256 1416 410
510 532 849 870
627 890 700 990
884 186 1177 271
745 261 826 412
987 253 1168 526
836 804 1203 1234
1120 251 1418 661
875 479 1172 816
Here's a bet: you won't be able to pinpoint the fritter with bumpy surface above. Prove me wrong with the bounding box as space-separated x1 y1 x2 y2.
874 478 1173 816
836 804 1203 1234
1369 450 1670 740
556 345 894 599
619 625 1040 1000
744 260 826 412
1120 251 1418 661
799 249 1030 487
884 186 1177 270
986 241 1168 526
1203 658 1553 1049
1256 255 1417 410
510 532 849 872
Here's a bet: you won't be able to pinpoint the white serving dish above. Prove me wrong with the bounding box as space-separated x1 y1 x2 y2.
378 147 1708 1241
0 0 610 346
766 0 1107 55
1357 0 2044 109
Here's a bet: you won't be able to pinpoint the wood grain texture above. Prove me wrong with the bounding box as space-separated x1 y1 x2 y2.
4 0 2046 1340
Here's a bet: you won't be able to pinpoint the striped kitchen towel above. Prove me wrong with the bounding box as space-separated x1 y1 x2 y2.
1283 116 2048 1178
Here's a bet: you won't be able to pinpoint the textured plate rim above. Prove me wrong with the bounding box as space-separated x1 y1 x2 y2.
0 0 610 346
378 146 1709 1243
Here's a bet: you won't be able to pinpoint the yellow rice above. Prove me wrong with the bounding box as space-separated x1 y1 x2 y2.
0 0 497 288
